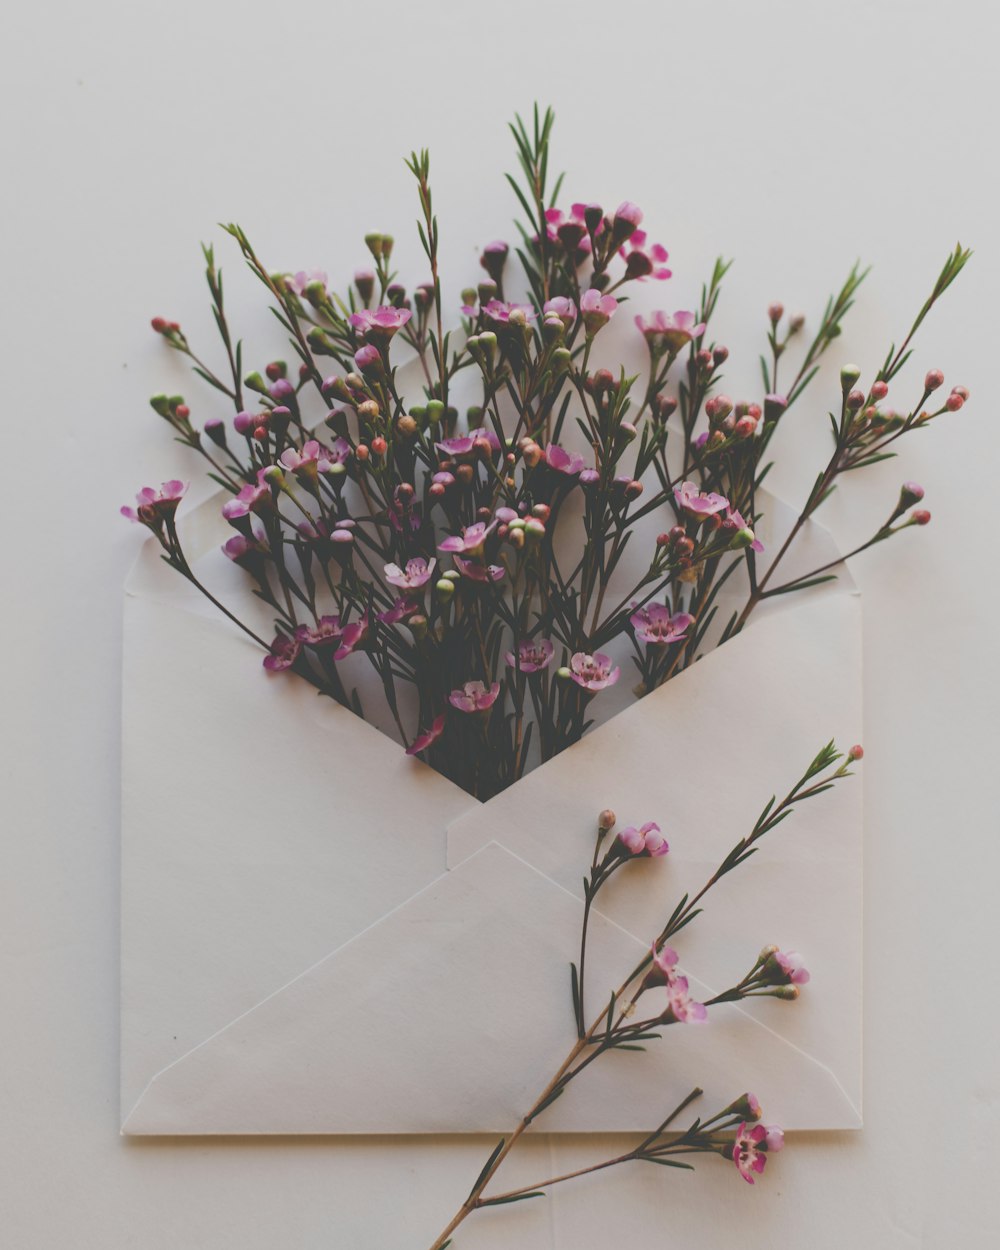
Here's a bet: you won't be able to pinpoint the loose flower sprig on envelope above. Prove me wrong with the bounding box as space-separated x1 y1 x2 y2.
126 107 968 799
425 741 860 1248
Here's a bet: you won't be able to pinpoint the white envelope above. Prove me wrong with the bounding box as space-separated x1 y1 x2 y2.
120 483 862 1136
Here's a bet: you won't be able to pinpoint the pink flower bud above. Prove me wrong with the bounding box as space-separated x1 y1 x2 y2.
925 369 945 392
848 744 864 761
911 509 931 525
767 302 784 325
871 380 889 401
945 392 965 411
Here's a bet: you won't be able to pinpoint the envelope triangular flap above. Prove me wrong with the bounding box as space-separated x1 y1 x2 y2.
122 842 857 1135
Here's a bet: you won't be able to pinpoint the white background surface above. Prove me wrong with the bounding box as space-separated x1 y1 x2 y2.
2 1 997 1246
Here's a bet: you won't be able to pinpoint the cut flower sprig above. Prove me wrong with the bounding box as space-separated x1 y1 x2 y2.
425 740 859 1248
126 105 969 800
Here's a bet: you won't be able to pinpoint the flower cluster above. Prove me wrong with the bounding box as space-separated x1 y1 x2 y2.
130 109 968 802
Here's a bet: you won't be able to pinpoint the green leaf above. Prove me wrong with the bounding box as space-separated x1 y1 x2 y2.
467 1138 506 1199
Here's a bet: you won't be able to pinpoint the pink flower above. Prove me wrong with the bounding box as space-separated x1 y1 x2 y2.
569 652 620 691
723 506 764 553
545 443 586 475
505 638 555 673
630 604 694 646
285 270 328 296
384 557 436 590
435 428 501 460
453 556 505 583
449 681 501 713
580 287 618 334
279 439 347 478
348 305 412 340
618 822 669 857
543 204 594 254
121 480 188 526
294 616 343 648
377 597 420 625
482 299 536 325
619 231 671 281
333 616 370 661
542 296 577 326
223 469 275 520
662 975 707 1023
763 1126 785 1153
262 634 301 672
732 1123 769 1184
406 713 446 757
439 520 497 555
634 309 705 351
772 949 810 985
641 944 682 992
674 480 729 517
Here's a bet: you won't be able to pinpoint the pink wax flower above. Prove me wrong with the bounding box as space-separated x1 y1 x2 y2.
674 480 729 517
732 1123 769 1184
262 633 301 672
384 557 436 590
121 480 187 525
333 615 370 661
724 506 765 553
613 201 644 233
618 821 669 857
453 556 506 583
634 309 706 351
377 597 420 626
619 231 671 281
569 652 620 691
543 204 595 253
542 296 577 326
223 468 276 520
763 1126 785 1153
482 298 537 325
630 604 694 646
505 638 555 673
435 427 501 460
580 287 618 334
449 680 501 713
439 520 498 555
294 615 344 648
279 439 345 478
285 270 328 296
349 305 412 340
545 443 586 475
650 944 680 983
406 713 446 757
662 975 707 1024
771 949 810 985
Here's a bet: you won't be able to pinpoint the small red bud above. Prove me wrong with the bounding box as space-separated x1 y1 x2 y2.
656 532 670 548
429 482 445 497
911 509 931 525
175 404 190 420
355 444 370 462
951 385 969 401
735 416 758 438
924 369 945 392
870 381 889 401
150 316 168 333
253 426 268 442
371 436 387 456
846 390 865 410
945 392 965 412
531 504 551 522
767 302 784 325
674 536 695 558
848 744 864 761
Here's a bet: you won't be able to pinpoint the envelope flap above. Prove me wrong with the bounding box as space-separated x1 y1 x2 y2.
123 842 858 1135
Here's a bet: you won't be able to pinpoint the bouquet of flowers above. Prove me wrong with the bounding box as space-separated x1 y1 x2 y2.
126 107 968 802
123 107 968 1242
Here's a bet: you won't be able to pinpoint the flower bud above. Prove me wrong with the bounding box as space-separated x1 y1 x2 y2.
713 345 729 366
724 1092 763 1122
900 481 925 507
204 416 227 447
840 363 862 392
435 578 455 601
945 391 965 412
425 399 445 426
244 371 268 395
397 415 418 439
763 393 787 421
870 380 889 401
846 389 865 411
848 744 864 761
768 302 784 325
924 369 945 392
911 509 931 526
